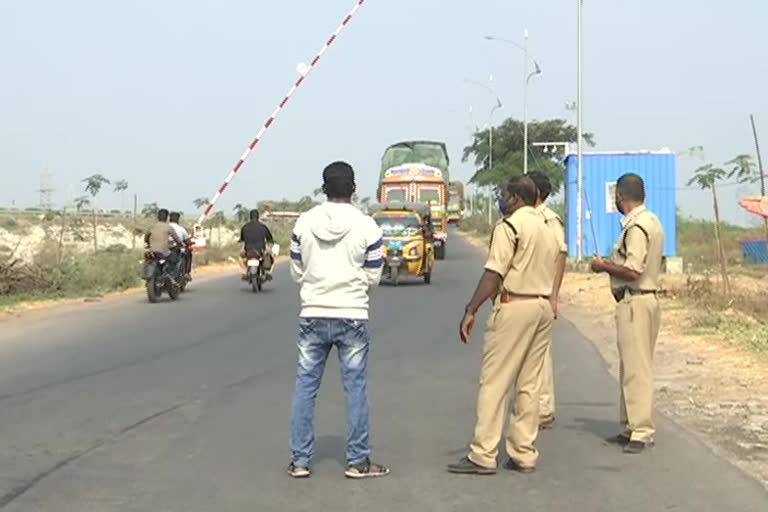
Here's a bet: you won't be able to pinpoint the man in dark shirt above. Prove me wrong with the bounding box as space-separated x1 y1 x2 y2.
240 209 274 278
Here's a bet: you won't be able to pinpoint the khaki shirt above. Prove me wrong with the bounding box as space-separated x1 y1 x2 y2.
485 206 559 296
610 205 665 291
148 222 180 254
536 204 567 254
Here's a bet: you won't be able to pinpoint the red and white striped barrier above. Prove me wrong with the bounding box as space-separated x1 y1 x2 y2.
195 0 368 227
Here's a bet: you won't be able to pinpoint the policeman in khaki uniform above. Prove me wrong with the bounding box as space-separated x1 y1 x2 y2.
448 176 558 475
528 172 567 429
591 173 664 454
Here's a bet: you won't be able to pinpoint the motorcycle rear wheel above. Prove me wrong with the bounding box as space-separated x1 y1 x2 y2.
146 276 160 303
391 266 400 287
167 277 180 300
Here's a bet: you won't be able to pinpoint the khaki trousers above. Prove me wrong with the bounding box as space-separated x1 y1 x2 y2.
616 294 661 443
537 341 556 419
468 298 554 468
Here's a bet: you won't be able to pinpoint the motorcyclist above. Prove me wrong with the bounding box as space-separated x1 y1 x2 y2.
240 209 274 280
144 209 183 268
169 211 193 281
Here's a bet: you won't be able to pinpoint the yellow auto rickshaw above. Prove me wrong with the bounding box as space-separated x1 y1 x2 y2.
370 201 435 285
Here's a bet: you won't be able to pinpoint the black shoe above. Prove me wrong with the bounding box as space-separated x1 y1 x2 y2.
539 415 555 430
623 440 653 454
605 433 631 446
503 459 536 474
446 456 496 475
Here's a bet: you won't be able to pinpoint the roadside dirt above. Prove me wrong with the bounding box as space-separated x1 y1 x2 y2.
460 231 768 487
561 272 768 487
0 261 242 321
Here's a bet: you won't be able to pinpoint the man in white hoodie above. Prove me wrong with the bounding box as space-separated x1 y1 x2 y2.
288 161 389 479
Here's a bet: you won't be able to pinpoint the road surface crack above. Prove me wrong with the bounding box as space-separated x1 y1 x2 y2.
0 402 186 509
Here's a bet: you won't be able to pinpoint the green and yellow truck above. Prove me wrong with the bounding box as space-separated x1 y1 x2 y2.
377 141 449 259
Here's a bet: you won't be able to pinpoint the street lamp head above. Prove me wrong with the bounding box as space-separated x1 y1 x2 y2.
533 60 542 75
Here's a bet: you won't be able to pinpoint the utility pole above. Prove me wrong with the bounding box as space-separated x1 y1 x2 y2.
750 114 768 243
132 193 138 249
38 168 54 211
576 0 584 261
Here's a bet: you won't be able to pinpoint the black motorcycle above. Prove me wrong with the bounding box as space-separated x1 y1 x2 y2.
245 250 266 293
142 250 182 303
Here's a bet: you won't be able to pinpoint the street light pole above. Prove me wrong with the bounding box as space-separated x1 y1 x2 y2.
488 98 503 225
523 30 529 175
576 0 584 261
484 33 541 176
489 122 494 225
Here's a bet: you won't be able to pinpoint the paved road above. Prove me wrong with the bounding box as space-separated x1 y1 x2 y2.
0 234 766 511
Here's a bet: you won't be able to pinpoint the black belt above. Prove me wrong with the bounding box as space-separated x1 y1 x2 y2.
612 287 657 302
500 292 549 304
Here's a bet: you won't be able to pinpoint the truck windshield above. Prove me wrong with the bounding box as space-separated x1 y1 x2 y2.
385 188 406 202
419 189 441 203
381 143 448 172
373 215 421 237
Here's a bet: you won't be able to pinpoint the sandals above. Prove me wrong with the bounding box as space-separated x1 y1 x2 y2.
287 463 311 479
344 459 390 479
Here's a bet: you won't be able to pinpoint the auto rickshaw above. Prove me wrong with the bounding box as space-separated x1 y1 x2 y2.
370 201 435 285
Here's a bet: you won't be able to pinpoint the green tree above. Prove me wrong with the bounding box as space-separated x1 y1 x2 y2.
82 174 111 251
74 196 91 212
359 196 372 213
296 195 316 212
142 202 160 218
113 179 128 212
687 163 730 296
193 197 210 209
233 204 249 223
209 211 228 246
726 153 767 244
726 154 759 184
463 117 595 191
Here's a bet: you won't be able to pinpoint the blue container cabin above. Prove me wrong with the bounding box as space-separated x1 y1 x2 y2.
563 150 677 258
741 239 768 264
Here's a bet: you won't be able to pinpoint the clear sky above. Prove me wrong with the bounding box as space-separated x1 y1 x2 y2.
1 0 766 225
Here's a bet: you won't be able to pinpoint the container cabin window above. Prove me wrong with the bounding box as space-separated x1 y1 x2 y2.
606 181 618 214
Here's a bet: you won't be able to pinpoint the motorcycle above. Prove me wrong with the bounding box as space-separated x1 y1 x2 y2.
245 250 266 293
142 251 182 303
176 241 193 292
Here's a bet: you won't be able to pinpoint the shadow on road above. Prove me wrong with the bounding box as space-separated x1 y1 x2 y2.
567 416 619 441
313 435 347 467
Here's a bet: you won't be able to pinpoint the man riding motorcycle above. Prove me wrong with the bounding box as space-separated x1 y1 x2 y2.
144 209 184 276
240 209 274 280
169 211 193 282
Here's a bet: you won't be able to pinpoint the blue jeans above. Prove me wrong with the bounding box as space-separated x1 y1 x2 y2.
290 317 371 468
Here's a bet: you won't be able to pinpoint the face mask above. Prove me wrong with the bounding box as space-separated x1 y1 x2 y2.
497 197 508 215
